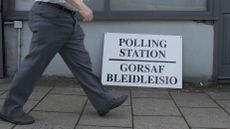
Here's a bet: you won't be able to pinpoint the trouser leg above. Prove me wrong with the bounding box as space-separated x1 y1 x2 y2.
0 10 71 117
59 24 114 111
1 36 61 118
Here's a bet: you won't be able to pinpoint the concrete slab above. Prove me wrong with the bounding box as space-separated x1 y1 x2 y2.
0 99 39 113
0 86 52 101
29 92 48 101
180 108 230 128
14 111 79 129
0 121 14 129
191 128 210 129
37 77 76 86
79 105 132 128
1 92 11 99
76 126 131 129
0 90 6 96
134 116 189 129
133 98 180 116
171 92 218 107
108 89 130 97
206 91 230 100
1 92 44 101
33 86 53 93
191 128 208 129
23 100 39 113
50 87 86 96
217 100 230 114
34 94 87 113
132 89 170 99
0 83 9 91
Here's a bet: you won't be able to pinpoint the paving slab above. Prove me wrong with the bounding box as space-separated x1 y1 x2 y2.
206 91 230 100
0 99 39 113
134 116 189 129
0 90 6 96
1 92 10 99
132 88 170 99
34 94 87 113
0 86 52 101
217 100 230 114
0 121 14 129
79 104 132 128
0 79 11 83
29 86 53 100
33 86 53 92
191 128 213 129
180 107 230 128
52 80 80 87
28 92 48 101
0 83 9 91
14 111 79 129
24 100 39 113
171 92 218 107
133 98 180 116
76 126 131 129
50 87 86 96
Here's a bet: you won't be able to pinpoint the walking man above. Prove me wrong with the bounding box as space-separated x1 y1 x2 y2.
0 0 128 125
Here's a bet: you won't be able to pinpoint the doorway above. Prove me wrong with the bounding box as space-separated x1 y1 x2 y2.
0 0 4 78
215 0 230 83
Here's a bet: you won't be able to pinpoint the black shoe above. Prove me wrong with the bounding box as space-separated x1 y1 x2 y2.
0 112 35 125
98 95 128 116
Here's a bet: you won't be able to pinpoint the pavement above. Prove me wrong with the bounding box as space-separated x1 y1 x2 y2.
0 78 230 129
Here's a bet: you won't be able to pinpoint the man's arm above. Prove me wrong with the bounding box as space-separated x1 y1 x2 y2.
66 0 94 22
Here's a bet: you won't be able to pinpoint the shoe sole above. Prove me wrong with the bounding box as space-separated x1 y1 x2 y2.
99 95 128 116
110 95 128 110
0 113 35 125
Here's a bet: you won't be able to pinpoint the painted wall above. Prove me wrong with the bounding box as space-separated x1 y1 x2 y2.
4 21 214 82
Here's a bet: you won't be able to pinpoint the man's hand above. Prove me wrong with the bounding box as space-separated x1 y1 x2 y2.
67 0 94 22
79 5 94 22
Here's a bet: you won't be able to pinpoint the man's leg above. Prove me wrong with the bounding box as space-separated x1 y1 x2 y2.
59 24 127 116
0 3 73 124
59 24 113 109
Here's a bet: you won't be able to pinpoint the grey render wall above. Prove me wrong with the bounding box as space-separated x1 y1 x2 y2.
4 21 214 82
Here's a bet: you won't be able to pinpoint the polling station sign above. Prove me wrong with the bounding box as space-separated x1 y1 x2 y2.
101 33 182 88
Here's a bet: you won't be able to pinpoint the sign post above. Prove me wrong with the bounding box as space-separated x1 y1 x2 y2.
102 33 182 88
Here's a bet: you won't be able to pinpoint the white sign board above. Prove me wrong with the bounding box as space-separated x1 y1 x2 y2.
101 33 182 88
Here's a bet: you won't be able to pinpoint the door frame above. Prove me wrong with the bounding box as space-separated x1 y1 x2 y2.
213 0 230 83
0 0 4 78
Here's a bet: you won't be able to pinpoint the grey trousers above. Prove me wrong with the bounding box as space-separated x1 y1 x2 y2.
1 2 113 118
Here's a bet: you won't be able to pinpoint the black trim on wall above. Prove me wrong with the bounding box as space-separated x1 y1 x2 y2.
0 0 4 78
213 0 230 83
3 0 216 21
2 0 8 17
213 0 220 82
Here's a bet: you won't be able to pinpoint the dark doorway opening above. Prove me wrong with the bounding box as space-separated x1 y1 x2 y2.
0 0 4 78
214 0 230 83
